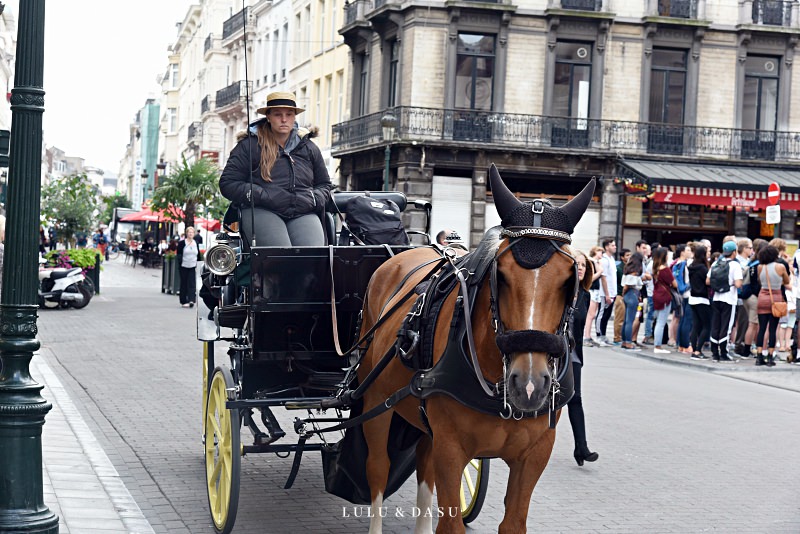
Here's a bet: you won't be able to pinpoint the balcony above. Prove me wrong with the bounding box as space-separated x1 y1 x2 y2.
331 106 800 163
223 7 250 40
344 0 372 26
215 81 251 109
201 95 211 115
752 0 792 26
188 121 202 144
658 0 697 18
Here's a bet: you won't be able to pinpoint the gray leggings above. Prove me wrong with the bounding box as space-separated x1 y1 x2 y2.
240 208 325 246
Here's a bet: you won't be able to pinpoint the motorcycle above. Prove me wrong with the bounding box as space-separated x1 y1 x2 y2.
38 266 92 309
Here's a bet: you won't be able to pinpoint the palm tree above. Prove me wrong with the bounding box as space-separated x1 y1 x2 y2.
151 156 219 228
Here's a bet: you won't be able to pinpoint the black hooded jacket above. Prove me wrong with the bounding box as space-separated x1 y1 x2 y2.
219 120 332 220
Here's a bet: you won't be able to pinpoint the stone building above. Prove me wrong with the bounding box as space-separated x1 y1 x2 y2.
335 0 800 250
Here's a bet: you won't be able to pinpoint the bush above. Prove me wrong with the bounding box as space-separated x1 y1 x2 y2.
45 249 102 270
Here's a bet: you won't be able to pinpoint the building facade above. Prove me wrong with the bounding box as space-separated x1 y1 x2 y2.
335 0 800 250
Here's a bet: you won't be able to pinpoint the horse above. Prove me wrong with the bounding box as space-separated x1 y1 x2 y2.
356 164 596 533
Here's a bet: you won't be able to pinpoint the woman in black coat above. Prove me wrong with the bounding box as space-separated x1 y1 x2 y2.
219 91 332 246
568 250 599 466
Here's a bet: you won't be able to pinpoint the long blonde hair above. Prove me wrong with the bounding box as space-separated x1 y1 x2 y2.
255 121 280 182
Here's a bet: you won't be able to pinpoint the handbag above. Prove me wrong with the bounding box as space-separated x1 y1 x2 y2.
670 287 684 317
765 265 787 318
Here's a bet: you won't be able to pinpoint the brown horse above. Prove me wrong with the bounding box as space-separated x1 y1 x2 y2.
357 165 595 533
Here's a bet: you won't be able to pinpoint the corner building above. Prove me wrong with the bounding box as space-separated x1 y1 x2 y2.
334 0 800 250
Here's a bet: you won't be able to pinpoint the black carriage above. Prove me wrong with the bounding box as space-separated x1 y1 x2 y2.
198 192 489 533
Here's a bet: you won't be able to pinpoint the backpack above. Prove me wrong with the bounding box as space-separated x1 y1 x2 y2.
740 260 761 300
672 260 689 294
341 195 410 246
709 258 732 293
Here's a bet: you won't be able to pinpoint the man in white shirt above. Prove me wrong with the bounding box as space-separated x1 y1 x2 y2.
707 240 743 362
595 238 617 344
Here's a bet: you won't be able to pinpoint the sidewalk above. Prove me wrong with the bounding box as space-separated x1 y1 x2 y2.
34 257 162 533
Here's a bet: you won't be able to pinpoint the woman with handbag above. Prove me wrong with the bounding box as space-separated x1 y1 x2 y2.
652 246 677 354
756 245 790 366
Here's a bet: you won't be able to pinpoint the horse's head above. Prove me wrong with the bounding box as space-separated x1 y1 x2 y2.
488 164 595 414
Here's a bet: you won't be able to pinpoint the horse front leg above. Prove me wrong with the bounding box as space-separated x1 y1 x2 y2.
431 442 468 534
499 430 556 534
363 410 394 534
414 434 435 534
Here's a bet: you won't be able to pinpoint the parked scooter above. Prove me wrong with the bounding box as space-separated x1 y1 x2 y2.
38 266 92 309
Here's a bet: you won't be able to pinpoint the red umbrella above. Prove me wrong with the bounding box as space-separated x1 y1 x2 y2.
119 205 184 222
194 216 221 232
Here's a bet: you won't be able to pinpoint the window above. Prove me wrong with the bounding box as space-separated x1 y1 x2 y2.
167 108 177 133
337 70 344 122
264 35 271 83
551 41 592 148
387 40 399 108
273 30 280 82
552 42 591 119
281 23 288 78
305 6 312 58
170 64 179 89
742 55 779 159
648 48 686 155
326 74 333 133
315 79 321 124
330 0 337 46
319 0 326 49
358 52 369 116
455 33 494 110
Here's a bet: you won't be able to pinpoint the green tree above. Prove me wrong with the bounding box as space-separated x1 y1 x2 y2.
41 173 99 247
99 192 132 226
151 156 225 228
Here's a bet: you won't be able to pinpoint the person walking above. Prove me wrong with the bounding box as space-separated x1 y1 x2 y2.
671 243 694 353
177 226 201 308
755 245 790 366
620 252 644 351
583 246 604 346
613 248 631 344
652 247 676 354
707 240 743 362
567 250 599 467
688 245 711 360
595 238 618 345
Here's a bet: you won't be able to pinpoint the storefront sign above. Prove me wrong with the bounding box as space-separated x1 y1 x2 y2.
731 197 758 208
200 150 220 164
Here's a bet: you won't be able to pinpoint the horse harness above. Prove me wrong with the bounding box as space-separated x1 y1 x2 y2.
315 199 578 439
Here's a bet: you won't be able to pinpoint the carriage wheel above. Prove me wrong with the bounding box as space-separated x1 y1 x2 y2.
204 366 241 534
460 458 490 524
202 342 212 436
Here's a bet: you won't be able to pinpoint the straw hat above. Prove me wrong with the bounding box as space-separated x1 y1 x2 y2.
256 91 305 115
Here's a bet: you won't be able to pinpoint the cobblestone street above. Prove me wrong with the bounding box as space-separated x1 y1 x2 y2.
32 257 800 533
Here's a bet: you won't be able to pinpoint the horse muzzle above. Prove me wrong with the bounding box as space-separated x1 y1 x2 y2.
497 329 563 413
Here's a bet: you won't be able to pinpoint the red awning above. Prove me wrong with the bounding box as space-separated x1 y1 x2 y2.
652 185 800 210
119 206 184 222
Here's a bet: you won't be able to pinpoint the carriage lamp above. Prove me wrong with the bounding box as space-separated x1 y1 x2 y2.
205 244 237 276
381 111 397 192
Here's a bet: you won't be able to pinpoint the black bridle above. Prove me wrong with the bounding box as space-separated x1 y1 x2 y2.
485 199 579 422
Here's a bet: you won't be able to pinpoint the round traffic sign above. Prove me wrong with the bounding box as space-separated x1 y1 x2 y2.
768 182 780 205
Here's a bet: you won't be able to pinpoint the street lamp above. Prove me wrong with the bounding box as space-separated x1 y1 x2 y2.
381 111 397 192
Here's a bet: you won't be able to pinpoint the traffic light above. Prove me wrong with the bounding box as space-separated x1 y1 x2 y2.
0 129 9 167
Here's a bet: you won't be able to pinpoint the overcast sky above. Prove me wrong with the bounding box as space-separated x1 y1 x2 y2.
36 0 193 173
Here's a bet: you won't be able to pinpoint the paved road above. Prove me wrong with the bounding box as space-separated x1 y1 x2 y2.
35 258 800 533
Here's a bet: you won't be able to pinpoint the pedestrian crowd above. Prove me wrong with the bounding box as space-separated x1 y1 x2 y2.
582 236 800 366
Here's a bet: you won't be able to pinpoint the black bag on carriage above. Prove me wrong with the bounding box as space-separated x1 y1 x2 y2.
321 399 422 504
339 195 410 246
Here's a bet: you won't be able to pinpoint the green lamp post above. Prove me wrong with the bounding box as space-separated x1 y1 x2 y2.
0 1 60 532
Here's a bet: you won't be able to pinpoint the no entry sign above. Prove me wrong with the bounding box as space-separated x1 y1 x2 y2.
768 182 780 205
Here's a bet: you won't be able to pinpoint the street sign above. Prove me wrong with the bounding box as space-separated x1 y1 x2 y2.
768 182 780 205
766 204 781 225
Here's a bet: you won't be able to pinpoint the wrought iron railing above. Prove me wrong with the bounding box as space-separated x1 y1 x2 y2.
658 0 697 18
188 121 202 143
201 95 211 114
561 0 602 11
215 81 251 109
204 34 214 55
223 7 249 40
752 0 792 26
331 106 800 162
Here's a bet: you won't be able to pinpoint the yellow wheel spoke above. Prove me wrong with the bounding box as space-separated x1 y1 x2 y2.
469 459 480 470
463 469 475 494
459 484 467 510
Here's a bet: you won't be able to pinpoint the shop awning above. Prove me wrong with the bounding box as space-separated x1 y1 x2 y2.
617 160 800 209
